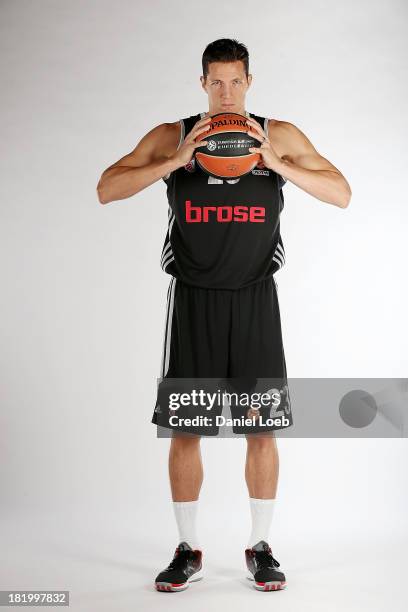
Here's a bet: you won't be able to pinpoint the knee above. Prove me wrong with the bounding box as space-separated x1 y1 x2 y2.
170 434 201 452
246 435 276 453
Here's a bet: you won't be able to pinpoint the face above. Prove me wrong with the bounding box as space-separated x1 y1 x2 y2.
200 60 252 116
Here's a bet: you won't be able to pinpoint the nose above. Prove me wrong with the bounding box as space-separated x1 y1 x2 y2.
220 83 233 98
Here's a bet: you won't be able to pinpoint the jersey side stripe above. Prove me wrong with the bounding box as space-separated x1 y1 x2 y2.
160 209 176 271
273 238 286 269
160 211 174 264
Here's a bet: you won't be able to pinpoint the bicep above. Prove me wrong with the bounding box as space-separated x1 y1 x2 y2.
282 122 341 173
104 123 170 172
288 151 341 173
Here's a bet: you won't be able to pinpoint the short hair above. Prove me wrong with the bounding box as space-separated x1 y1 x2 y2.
202 38 249 81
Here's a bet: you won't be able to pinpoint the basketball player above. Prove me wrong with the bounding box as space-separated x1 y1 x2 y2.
97 39 351 592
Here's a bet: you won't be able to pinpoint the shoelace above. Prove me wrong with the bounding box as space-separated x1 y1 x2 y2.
167 549 192 571
254 549 280 569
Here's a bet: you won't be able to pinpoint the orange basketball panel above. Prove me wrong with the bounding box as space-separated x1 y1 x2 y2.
195 152 260 178
195 112 249 141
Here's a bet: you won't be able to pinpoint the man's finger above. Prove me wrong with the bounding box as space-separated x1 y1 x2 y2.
190 117 211 136
190 125 212 142
247 129 264 142
247 120 265 139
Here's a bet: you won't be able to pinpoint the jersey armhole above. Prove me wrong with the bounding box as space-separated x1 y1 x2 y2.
264 116 287 189
162 119 185 183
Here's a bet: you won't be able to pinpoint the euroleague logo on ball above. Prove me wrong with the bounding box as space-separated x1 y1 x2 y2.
206 140 217 152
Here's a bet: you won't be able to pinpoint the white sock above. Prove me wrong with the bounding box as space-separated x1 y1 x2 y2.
247 497 275 548
172 500 200 550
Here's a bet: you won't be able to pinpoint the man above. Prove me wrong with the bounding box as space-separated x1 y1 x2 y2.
97 38 351 593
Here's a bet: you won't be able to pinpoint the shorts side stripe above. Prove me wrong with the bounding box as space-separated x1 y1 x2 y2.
160 276 177 378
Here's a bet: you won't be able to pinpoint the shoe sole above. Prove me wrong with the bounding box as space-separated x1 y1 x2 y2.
247 572 286 591
155 568 204 592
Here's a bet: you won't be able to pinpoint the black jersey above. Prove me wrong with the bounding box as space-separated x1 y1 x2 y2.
160 110 287 290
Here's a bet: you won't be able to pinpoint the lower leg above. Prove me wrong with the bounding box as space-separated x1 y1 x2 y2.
245 435 279 547
245 434 279 498
169 434 203 501
169 434 203 549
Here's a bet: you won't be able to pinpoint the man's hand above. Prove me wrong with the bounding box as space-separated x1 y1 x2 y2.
246 116 282 172
170 114 212 169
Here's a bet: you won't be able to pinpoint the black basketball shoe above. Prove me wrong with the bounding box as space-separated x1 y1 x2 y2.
155 541 203 592
245 540 286 591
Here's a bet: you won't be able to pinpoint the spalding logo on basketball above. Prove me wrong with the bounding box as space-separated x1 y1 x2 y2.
194 112 262 179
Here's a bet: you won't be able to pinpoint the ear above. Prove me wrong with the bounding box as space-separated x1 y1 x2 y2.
247 74 253 88
200 75 206 91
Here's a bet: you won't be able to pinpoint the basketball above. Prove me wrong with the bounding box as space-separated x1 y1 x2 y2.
194 112 262 179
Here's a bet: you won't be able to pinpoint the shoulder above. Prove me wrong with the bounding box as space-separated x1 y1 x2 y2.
267 118 314 156
141 120 181 158
154 120 181 143
267 118 304 140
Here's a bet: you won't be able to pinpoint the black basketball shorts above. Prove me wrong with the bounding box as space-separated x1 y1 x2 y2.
151 275 293 434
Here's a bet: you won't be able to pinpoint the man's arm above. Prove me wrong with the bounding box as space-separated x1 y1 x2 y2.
270 120 352 209
96 122 180 205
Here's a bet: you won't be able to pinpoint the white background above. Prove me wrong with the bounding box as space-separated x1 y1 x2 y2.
1 0 407 610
